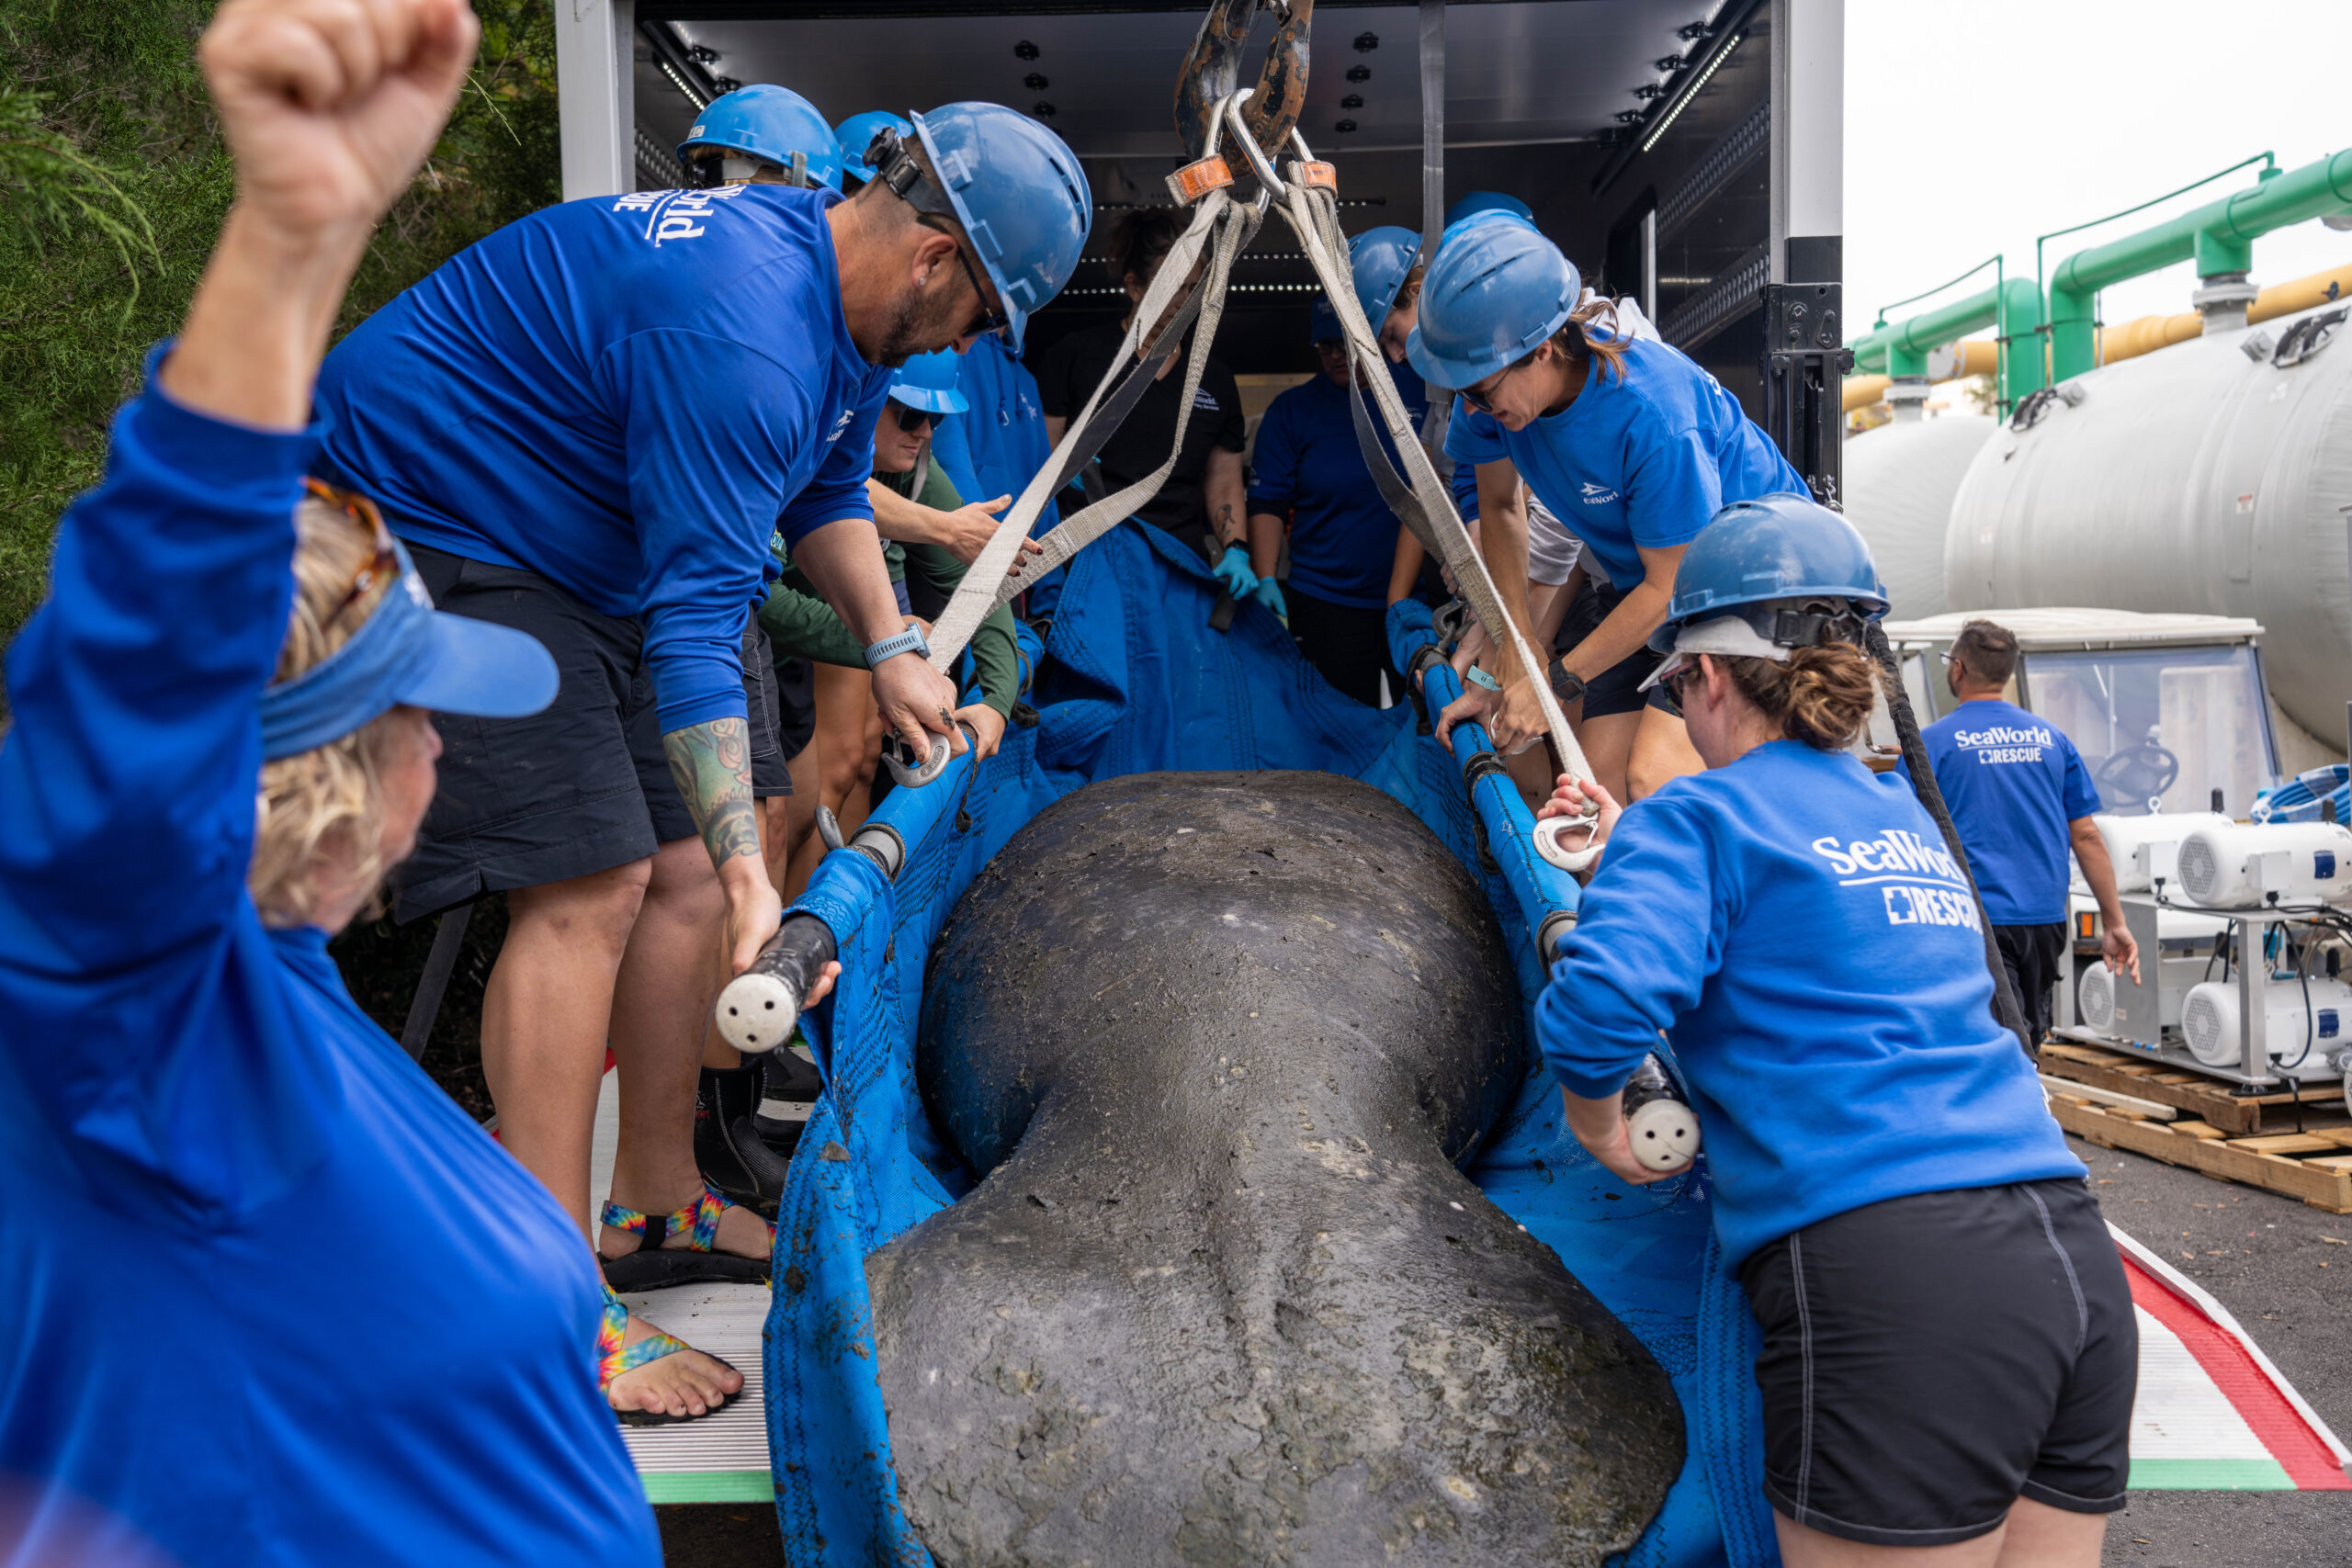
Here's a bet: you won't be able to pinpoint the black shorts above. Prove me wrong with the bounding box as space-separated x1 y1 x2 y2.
394 545 776 921
1996 922 2068 1046
774 655 817 761
741 619 790 800
1740 1179 2135 1547
1555 580 1665 720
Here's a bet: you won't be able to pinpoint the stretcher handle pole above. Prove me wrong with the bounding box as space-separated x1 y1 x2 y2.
715 912 838 1056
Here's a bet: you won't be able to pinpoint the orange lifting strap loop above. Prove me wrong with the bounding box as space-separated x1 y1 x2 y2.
1166 156 1236 206
1287 159 1337 192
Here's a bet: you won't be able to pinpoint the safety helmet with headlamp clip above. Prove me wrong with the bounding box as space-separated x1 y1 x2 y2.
1637 491 1889 694
862 104 1091 353
833 109 914 186
678 85 843 192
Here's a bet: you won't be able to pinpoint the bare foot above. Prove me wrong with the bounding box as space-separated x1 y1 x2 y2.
598 1188 774 1267
606 1310 744 1420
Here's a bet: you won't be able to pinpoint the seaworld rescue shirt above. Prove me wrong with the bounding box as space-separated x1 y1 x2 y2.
1535 739 2083 1269
1896 697 2104 925
315 182 894 734
1247 359 1430 609
0 375 660 1567
1444 335 1804 589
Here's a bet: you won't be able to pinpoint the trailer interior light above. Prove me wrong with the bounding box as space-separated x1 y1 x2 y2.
1640 30 1740 152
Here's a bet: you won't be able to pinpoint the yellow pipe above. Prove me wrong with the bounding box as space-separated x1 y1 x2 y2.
1839 340 1997 413
2092 260 2352 367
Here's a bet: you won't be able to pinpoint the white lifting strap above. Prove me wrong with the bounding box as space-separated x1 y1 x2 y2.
1266 154 1601 871
923 144 1259 674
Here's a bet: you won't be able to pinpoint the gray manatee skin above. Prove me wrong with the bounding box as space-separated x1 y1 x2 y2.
870 771 1682 1567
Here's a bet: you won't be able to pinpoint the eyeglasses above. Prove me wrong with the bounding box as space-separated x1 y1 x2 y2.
1458 357 1528 414
892 402 943 434
303 477 399 622
921 216 1010 339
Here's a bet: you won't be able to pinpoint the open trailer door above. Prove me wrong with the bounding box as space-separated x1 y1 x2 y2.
548 0 1847 502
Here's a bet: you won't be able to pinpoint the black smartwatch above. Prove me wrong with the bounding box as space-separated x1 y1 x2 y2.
1547 660 1586 705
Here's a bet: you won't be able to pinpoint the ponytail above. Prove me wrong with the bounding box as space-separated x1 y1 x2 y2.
1714 641 1877 751
1549 295 1632 383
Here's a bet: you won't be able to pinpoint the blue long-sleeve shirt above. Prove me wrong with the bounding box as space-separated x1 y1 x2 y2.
0 372 660 1566
1246 362 1428 608
1535 740 2082 1269
317 184 892 733
928 332 1061 539
1445 336 1802 588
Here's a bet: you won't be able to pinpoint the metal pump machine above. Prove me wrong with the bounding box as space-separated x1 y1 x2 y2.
2070 816 2352 1108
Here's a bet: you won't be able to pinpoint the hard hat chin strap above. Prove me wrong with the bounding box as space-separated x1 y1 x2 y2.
866 129 955 225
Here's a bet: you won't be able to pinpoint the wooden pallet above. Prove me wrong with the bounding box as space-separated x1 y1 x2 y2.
2048 1091 2352 1213
2041 1040 2346 1136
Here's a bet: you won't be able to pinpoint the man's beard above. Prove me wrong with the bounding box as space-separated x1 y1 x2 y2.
876 282 967 367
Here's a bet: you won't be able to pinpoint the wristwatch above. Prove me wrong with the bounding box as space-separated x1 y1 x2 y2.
1547 659 1586 705
864 619 931 671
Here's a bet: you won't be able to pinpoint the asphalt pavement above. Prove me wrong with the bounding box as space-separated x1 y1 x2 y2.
655 1134 2352 1565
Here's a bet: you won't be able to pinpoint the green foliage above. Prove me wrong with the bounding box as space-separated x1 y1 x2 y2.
0 0 560 655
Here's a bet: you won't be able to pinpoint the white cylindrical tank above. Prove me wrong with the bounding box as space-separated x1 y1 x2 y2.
2179 976 2352 1076
1842 413 1994 620
1944 299 2352 741
2175 821 2352 908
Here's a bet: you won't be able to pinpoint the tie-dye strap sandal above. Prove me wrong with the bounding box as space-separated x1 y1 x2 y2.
598 1179 772 1292
598 1284 740 1428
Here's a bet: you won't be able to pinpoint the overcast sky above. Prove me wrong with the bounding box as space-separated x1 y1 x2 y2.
1845 0 2352 340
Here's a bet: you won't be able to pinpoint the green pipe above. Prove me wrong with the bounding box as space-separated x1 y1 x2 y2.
1849 276 2045 404
2048 148 2352 381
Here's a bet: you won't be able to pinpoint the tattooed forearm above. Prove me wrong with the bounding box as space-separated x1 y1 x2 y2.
1214 502 1243 548
662 717 762 871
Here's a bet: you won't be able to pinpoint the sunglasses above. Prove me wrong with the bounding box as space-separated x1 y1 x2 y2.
921 216 1011 339
1458 356 1528 414
303 477 399 622
892 403 943 434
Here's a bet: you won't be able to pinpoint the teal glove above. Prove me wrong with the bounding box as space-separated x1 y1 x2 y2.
1212 545 1259 598
1250 577 1287 618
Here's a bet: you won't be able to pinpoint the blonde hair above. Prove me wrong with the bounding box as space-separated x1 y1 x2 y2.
1713 640 1878 751
248 499 405 929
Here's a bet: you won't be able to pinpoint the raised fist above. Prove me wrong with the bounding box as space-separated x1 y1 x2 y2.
199 0 478 241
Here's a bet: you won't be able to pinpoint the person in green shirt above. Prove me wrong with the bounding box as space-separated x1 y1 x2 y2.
763 350 1026 894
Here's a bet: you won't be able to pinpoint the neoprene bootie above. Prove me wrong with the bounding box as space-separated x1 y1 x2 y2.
695 1058 790 1220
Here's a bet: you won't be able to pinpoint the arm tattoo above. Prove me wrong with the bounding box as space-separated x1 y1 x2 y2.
1216 502 1240 547
662 717 762 871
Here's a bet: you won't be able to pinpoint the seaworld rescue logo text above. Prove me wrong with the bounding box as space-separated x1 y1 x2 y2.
1811 830 1983 932
1951 720 2055 765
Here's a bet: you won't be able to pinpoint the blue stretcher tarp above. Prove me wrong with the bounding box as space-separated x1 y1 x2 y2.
764 521 1773 1566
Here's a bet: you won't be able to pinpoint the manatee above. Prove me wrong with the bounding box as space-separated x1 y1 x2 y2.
869 771 1681 1566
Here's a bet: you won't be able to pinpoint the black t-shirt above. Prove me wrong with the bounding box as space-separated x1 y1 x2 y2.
1033 321 1247 543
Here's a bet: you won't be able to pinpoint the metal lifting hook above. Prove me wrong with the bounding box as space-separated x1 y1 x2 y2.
1174 0 1314 167
884 719 978 790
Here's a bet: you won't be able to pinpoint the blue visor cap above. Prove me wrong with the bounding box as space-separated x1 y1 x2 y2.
259 539 559 761
1309 297 1342 343
889 347 970 414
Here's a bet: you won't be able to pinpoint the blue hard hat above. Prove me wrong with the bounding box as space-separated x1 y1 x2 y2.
1349 224 1421 325
889 348 969 414
834 109 914 186
679 85 842 191
1445 190 1533 227
1645 493 1890 659
910 102 1092 353
1404 220 1580 389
